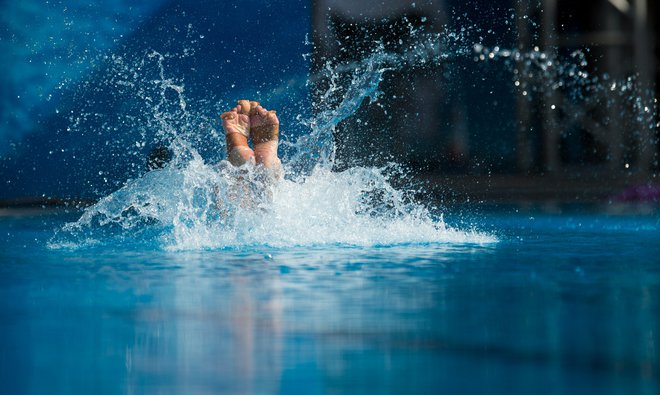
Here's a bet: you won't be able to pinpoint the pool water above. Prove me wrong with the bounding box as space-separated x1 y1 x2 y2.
3 3 659 393
1 206 658 394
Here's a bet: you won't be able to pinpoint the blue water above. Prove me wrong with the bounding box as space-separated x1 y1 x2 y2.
1 207 659 394
2 2 659 393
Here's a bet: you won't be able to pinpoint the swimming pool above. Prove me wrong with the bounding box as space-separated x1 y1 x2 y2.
2 2 659 392
1 205 658 394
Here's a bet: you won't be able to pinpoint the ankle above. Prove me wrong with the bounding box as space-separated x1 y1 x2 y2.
228 146 255 166
253 140 279 168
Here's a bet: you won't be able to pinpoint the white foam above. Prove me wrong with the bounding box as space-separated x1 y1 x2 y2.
50 156 495 250
168 164 496 250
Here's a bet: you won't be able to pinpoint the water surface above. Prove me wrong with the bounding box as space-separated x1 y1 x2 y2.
1 207 658 394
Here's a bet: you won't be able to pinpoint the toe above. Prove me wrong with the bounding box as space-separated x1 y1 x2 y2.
237 100 252 115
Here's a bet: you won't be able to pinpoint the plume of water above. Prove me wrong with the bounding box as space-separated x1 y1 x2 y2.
52 18 658 250
50 27 498 249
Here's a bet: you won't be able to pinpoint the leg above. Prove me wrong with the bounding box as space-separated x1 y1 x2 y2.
216 100 280 213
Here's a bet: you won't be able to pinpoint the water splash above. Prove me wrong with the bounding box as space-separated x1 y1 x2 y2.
47 21 500 250
290 27 476 174
51 19 658 250
52 160 494 249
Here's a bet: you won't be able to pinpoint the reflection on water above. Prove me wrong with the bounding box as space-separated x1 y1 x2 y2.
1 211 659 394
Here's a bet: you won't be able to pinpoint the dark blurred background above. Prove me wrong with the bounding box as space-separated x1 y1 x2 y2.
313 0 659 202
1 0 658 205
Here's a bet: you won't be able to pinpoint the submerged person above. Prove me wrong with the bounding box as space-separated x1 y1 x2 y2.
215 100 282 211
221 99 281 178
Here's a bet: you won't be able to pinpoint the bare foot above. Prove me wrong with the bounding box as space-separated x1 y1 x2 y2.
250 105 281 174
221 102 254 166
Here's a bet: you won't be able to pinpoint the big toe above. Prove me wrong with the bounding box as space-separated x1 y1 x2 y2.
236 100 251 115
237 99 260 115
220 110 235 121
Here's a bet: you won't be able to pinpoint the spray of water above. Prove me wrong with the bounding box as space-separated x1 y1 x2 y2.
49 24 499 250
50 19 657 250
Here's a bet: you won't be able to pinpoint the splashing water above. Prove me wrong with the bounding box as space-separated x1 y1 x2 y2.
51 20 657 250
52 157 492 250
52 161 493 250
50 26 498 250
